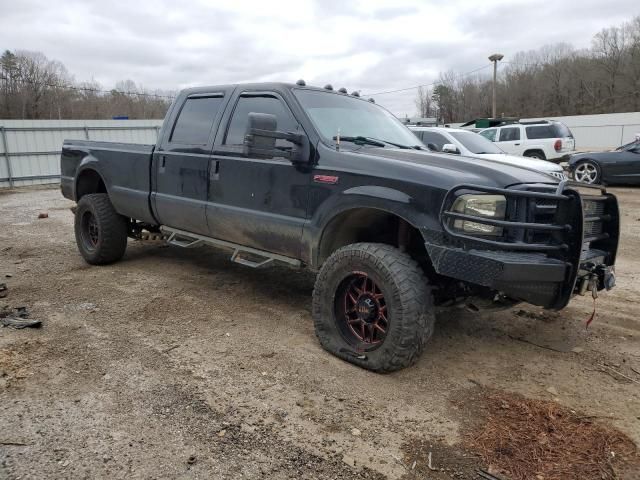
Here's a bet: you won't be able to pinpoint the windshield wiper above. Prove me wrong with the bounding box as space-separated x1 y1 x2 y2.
332 135 415 149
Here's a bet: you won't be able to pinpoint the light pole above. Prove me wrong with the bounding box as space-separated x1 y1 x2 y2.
488 53 504 119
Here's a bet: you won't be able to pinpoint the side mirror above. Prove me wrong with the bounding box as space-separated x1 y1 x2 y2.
442 143 460 154
243 112 309 163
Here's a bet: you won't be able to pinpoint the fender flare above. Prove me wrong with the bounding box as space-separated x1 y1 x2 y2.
307 185 441 268
74 157 110 201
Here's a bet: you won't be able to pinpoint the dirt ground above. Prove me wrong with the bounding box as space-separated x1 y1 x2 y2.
1 185 639 479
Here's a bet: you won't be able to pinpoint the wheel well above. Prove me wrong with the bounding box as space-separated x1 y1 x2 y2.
523 149 545 159
317 208 432 274
76 169 107 200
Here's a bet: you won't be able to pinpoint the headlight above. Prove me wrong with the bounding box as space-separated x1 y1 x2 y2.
451 194 507 236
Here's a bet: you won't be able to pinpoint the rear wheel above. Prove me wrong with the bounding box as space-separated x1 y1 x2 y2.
574 160 601 184
74 193 128 265
524 150 546 160
312 243 434 372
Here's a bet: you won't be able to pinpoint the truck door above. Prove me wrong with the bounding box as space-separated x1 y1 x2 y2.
207 91 310 258
152 92 227 235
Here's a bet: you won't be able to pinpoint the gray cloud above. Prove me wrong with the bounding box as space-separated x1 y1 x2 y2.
1 0 637 115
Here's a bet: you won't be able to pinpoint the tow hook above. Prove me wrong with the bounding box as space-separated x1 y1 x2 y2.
578 264 615 295
599 265 616 290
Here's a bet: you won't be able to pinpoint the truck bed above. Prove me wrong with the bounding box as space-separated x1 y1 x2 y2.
60 139 156 224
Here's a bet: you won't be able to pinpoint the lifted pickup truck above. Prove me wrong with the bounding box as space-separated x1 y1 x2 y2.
61 81 619 372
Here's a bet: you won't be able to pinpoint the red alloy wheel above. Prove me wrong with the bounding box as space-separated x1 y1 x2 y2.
335 272 389 349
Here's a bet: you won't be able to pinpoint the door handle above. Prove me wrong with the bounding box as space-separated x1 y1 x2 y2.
514 143 520 146
210 160 220 181
159 155 167 173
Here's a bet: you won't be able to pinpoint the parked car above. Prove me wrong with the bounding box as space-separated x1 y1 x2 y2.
479 120 575 161
569 140 640 184
409 126 567 181
60 82 618 373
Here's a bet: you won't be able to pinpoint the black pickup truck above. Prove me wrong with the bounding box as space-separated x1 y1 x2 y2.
60 81 619 372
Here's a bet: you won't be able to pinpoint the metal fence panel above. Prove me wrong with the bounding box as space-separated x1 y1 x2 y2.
0 119 163 188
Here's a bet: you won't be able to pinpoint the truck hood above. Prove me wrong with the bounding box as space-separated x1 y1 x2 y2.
352 147 559 188
475 153 563 173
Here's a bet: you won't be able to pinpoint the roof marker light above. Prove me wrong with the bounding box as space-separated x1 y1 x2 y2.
296 79 306 86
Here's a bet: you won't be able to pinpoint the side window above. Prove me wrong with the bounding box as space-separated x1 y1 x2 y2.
525 126 555 139
500 127 520 142
421 132 449 151
480 129 497 142
225 94 299 147
170 96 224 145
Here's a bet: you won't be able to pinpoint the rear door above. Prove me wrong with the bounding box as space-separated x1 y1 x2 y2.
496 126 523 155
207 90 310 257
152 92 229 235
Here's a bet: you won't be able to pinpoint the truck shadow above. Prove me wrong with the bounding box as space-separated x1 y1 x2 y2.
121 241 583 380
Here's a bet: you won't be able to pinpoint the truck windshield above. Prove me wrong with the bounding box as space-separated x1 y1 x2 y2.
293 89 421 148
449 131 504 154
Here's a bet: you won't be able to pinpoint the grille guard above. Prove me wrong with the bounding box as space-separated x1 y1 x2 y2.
440 181 607 251
439 181 618 309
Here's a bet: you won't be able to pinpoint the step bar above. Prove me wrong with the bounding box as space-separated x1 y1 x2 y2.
160 226 301 269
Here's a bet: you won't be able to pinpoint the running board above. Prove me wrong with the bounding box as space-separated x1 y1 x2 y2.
161 226 301 268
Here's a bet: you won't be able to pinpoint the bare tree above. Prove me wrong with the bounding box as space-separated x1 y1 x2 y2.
415 15 640 121
0 50 173 120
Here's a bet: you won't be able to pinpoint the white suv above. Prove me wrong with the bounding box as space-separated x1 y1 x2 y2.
478 120 575 161
409 126 567 181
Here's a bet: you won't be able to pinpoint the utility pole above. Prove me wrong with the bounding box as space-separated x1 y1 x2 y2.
488 53 504 119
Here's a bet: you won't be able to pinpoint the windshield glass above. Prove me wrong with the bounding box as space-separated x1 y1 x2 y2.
293 89 420 147
449 131 504 154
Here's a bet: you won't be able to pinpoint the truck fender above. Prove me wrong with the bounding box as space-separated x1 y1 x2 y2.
306 185 440 268
74 157 110 201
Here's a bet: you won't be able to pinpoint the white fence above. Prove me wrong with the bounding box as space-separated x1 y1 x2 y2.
0 119 163 188
524 112 640 151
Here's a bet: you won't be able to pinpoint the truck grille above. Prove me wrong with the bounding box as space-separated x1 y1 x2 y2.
581 197 610 248
549 171 568 181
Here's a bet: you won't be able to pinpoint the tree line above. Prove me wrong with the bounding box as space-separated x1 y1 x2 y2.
415 15 640 123
0 50 173 120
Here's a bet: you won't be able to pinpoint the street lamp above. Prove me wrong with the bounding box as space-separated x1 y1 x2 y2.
488 53 504 119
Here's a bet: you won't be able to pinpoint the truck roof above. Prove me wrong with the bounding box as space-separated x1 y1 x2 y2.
179 82 370 100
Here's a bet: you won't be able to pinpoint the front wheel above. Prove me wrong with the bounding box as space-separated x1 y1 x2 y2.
574 160 601 184
74 193 128 265
312 243 435 372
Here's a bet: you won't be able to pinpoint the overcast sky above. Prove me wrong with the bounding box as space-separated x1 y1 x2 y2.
1 0 637 116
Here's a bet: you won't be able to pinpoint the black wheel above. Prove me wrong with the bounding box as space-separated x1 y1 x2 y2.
74 193 128 265
312 243 434 372
573 160 601 184
524 150 546 160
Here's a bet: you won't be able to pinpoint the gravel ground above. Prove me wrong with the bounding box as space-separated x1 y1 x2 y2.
1 185 639 479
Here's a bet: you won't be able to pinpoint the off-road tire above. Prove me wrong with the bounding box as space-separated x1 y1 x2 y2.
312 243 434 372
74 193 128 265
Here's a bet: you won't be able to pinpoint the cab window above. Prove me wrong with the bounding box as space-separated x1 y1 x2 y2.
170 96 224 145
225 94 299 148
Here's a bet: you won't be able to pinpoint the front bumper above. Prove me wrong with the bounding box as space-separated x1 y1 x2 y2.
427 181 619 309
